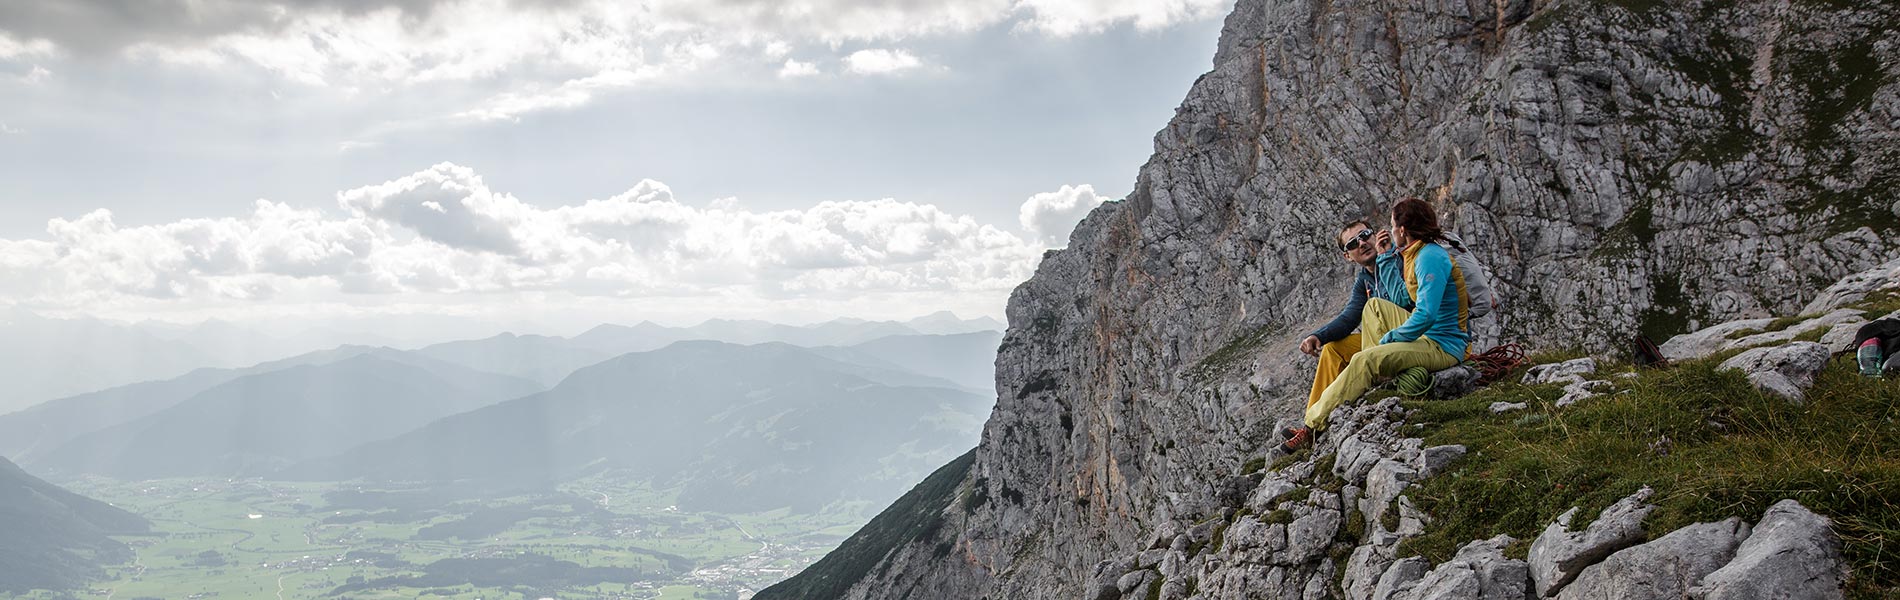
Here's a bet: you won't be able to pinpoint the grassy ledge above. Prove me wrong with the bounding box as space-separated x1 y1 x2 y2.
1395 357 1899 599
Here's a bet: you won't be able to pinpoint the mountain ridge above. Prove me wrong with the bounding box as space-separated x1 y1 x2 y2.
280 340 991 513
761 0 1900 597
0 456 150 594
27 352 543 479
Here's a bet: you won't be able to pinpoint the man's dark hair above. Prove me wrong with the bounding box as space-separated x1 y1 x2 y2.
1337 219 1372 250
1390 198 1442 243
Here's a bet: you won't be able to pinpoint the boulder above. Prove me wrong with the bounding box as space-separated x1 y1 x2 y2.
1527 486 1656 597
1116 569 1156 596
1395 496 1428 537
1281 509 1342 563
1490 401 1528 414
1689 500 1847 600
1412 445 1466 478
1819 319 1866 353
1093 555 1138 591
1661 319 1776 361
1555 518 1747 600
1372 557 1432 600
1220 516 1284 554
1361 460 1418 527
1392 535 1530 600
1555 379 1612 407
1717 342 1831 403
1524 358 1599 385
1345 544 1396 600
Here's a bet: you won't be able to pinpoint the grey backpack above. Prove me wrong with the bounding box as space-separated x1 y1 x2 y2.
1436 233 1498 319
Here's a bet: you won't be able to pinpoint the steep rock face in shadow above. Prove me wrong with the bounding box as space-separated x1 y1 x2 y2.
762 0 1897 597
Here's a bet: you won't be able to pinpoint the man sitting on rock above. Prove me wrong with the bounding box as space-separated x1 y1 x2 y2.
1288 219 1407 450
1284 199 1472 451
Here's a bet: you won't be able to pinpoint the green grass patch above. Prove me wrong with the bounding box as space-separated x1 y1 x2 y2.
1397 359 1900 597
1241 457 1267 475
1270 448 1311 473
1278 487 1312 506
1725 314 1818 339
1851 289 1900 322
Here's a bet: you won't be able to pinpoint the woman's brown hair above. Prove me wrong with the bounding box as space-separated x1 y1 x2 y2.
1390 197 1442 243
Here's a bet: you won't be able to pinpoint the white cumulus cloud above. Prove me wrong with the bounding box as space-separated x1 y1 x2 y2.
778 58 818 78
1014 0 1234 36
0 163 1051 320
4 0 1227 123
1019 184 1111 246
844 49 922 75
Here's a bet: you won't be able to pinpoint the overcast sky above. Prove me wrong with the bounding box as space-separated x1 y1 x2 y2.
0 0 1228 330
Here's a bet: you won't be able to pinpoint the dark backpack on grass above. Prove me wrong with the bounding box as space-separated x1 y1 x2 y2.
1633 335 1669 368
1855 318 1900 356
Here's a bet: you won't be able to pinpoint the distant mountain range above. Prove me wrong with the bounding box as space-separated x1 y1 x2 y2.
0 456 149 594
811 331 1004 393
3 320 1000 514
283 341 991 512
0 345 415 462
0 310 224 414
0 311 1002 412
427 312 1002 386
28 353 544 479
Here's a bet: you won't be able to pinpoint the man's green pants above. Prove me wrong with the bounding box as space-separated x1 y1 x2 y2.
1304 298 1460 430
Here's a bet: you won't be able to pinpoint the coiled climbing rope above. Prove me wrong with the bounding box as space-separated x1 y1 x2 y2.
1465 343 1527 385
1395 366 1434 397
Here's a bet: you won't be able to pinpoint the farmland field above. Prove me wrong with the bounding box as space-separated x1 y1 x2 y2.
20 474 873 600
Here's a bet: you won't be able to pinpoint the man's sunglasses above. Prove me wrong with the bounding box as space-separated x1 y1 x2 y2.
1341 228 1374 252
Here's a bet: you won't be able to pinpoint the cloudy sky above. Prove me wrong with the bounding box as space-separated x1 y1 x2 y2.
0 0 1228 332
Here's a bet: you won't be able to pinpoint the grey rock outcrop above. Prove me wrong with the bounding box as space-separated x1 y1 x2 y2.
1392 535 1529 600
1689 500 1847 600
1665 256 1900 360
1523 358 1598 386
1490 401 1527 414
1372 557 1433 600
1717 341 1832 402
1663 308 1871 360
1554 379 1613 408
760 0 1895 597
1527 487 1657 597
1659 317 1779 361
1801 256 1900 316
1412 445 1466 479
1556 518 1749 600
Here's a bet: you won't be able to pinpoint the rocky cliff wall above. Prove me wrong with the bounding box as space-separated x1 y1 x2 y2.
759 0 1899 598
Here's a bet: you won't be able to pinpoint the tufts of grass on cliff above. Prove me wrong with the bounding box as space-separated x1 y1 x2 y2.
1395 355 1900 599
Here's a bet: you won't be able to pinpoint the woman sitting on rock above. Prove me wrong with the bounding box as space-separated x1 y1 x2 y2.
1283 198 1473 451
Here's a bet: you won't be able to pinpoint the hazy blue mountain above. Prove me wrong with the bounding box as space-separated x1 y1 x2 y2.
900 311 1005 335
819 331 1005 393
0 456 149 594
0 345 516 462
28 354 544 479
568 319 929 356
0 310 220 414
397 315 1001 387
284 341 989 513
563 321 676 355
140 318 298 370
414 332 614 387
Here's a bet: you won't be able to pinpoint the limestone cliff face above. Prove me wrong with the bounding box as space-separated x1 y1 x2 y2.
759 0 1897 598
